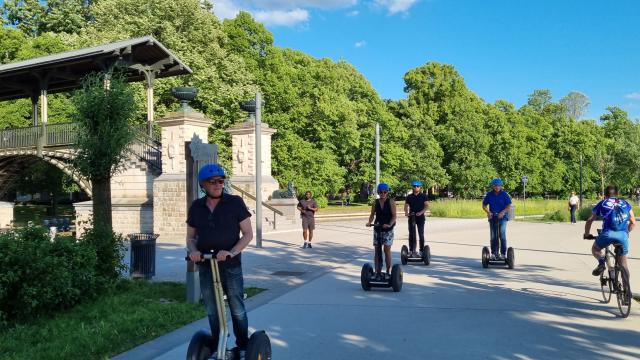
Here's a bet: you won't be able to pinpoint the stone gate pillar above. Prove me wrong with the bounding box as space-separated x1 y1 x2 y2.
153 109 212 243
226 121 279 200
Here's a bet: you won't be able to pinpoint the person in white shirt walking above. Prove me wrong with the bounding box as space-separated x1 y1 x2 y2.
568 191 580 224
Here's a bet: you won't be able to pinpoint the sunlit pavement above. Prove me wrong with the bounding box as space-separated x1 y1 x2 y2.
115 218 640 360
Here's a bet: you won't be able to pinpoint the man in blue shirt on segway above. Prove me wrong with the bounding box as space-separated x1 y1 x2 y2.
482 178 512 261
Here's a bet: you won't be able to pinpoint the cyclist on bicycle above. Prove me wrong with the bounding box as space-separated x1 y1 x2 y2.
482 178 512 260
585 185 635 277
366 183 397 281
404 180 428 257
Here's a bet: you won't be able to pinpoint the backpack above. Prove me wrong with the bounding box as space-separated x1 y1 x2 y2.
606 199 630 231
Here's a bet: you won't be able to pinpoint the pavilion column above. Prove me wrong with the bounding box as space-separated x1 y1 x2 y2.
30 92 39 127
40 88 48 125
143 70 156 137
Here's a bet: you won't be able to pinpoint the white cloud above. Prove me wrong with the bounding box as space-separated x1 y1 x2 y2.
243 0 357 9
374 0 419 14
624 92 640 100
254 9 310 26
347 10 360 16
355 40 367 48
213 0 242 19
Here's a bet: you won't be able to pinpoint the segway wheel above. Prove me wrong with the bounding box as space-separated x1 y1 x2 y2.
391 264 403 292
400 245 409 265
481 247 490 268
361 263 372 291
246 330 272 360
186 329 214 360
507 247 515 269
422 245 431 266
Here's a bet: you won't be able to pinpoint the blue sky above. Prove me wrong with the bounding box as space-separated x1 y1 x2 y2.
216 0 640 120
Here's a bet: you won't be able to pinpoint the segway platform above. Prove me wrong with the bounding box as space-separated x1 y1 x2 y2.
360 263 403 292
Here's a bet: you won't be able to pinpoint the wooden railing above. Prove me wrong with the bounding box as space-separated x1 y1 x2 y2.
0 122 162 171
230 183 284 229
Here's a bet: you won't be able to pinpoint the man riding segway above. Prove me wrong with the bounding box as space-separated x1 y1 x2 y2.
404 180 429 259
482 178 512 261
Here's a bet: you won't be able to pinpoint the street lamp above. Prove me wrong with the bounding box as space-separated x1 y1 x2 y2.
240 94 263 248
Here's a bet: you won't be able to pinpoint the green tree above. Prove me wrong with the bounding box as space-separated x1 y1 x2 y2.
526 89 553 112
559 91 590 120
72 71 137 230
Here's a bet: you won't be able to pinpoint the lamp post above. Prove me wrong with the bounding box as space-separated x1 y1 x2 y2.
240 94 263 248
375 122 380 195
579 155 583 207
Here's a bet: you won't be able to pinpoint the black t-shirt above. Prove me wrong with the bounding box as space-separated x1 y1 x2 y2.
405 192 428 217
187 194 251 267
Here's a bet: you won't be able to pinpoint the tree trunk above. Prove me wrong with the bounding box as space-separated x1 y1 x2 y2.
91 177 113 231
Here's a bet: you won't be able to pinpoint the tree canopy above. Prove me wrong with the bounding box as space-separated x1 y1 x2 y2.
1 1 638 201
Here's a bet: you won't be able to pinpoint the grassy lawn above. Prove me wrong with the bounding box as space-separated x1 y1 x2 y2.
13 204 75 228
0 281 264 360
428 199 598 221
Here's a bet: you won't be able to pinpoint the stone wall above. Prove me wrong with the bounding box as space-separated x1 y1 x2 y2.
74 199 154 238
0 201 14 228
152 174 188 244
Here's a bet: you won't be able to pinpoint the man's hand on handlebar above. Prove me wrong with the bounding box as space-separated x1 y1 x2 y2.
382 223 391 229
189 251 202 262
366 222 372 227
497 212 505 220
583 233 595 240
217 250 233 262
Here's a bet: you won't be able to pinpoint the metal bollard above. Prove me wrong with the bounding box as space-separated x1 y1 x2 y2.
186 260 201 303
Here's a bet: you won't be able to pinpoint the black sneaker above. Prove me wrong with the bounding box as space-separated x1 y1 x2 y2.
302 242 308 249
592 264 606 276
308 243 312 249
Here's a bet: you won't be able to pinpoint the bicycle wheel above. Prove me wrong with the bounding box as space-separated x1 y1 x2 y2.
600 273 612 303
616 266 632 318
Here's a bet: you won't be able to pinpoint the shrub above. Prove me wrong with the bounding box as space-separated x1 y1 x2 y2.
578 206 593 221
314 196 328 208
0 225 125 326
0 227 98 325
80 225 126 282
543 210 569 222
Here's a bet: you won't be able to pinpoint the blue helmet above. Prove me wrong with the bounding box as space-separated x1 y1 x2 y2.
491 178 504 187
198 164 226 183
411 180 423 187
377 183 390 192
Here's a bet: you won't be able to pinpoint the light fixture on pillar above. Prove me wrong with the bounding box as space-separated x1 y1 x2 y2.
170 86 198 112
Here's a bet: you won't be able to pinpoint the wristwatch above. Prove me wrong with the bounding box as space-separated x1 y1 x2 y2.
230 250 238 257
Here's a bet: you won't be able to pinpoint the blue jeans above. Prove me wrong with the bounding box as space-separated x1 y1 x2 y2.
489 218 508 255
570 205 577 223
199 262 249 349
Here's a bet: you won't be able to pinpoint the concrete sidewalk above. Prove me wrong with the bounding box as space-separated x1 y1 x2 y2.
115 218 640 360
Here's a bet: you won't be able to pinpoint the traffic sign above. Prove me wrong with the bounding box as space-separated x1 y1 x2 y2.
521 176 528 183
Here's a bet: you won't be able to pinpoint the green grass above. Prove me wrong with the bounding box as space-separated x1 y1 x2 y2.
429 199 597 221
0 281 265 360
13 204 75 228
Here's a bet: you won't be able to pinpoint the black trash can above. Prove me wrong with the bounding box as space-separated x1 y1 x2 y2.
129 233 159 279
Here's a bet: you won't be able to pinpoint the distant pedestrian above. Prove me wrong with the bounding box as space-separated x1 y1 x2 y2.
568 191 579 224
297 191 318 248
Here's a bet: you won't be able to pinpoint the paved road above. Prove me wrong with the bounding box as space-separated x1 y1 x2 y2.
116 218 640 360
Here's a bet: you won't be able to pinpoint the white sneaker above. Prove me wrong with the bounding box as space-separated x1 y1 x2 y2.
490 254 497 260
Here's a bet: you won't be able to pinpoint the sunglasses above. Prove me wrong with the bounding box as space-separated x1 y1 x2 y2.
206 179 225 185
378 191 389 194
412 185 421 188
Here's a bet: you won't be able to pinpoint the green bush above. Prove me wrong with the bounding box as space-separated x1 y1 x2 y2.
81 226 126 282
314 196 328 208
578 206 593 221
0 227 99 325
0 226 125 327
543 210 569 222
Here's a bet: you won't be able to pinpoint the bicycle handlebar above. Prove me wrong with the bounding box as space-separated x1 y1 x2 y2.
185 252 231 262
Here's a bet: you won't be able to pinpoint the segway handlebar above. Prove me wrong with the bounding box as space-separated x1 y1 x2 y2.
185 251 232 262
583 229 602 240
